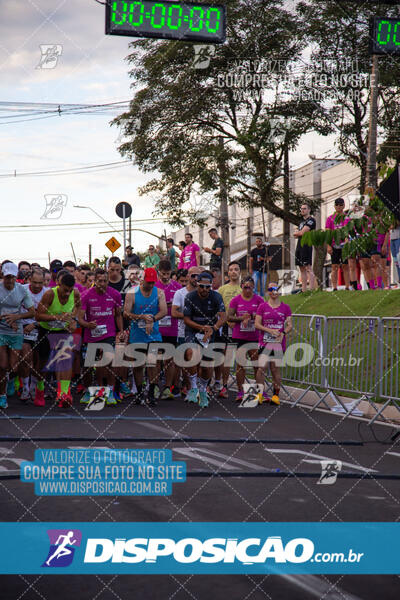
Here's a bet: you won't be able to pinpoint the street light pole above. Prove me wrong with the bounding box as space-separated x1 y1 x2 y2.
73 205 123 240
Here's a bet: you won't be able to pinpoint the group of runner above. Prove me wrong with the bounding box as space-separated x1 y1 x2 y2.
0 257 292 410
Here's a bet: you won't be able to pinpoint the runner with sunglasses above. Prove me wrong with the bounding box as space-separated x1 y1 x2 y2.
227 276 264 402
171 266 203 398
183 271 225 407
254 284 292 405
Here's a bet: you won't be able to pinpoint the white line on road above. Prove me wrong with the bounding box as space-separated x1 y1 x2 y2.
264 449 376 473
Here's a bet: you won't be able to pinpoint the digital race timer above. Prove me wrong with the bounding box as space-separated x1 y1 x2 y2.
370 16 400 55
105 0 226 43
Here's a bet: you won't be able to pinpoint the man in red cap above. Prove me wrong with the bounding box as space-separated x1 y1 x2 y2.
124 267 167 406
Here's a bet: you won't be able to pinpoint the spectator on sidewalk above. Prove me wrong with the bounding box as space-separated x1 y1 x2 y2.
203 228 223 270
144 244 160 270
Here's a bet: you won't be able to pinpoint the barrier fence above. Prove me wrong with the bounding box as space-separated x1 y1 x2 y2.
278 314 400 424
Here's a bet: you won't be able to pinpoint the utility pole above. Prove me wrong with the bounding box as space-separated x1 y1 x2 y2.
129 216 132 246
89 244 92 265
218 136 230 277
247 216 251 273
283 145 291 268
366 55 379 194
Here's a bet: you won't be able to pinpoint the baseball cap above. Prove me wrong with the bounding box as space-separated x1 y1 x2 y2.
49 259 63 273
144 267 158 283
198 271 213 283
334 197 345 205
2 262 18 277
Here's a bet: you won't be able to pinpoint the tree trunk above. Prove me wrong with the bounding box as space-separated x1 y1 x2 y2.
313 244 327 289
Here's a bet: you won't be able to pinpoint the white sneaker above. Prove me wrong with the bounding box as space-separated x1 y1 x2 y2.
20 389 31 401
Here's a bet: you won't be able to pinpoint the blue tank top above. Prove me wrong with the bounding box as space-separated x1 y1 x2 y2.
129 286 162 343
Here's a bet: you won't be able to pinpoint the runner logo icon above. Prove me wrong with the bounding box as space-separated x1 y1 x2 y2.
42 529 82 567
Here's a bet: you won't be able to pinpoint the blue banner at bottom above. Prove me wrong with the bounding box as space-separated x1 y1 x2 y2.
0 522 399 574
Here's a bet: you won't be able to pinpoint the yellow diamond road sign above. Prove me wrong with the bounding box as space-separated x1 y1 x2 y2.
105 236 121 253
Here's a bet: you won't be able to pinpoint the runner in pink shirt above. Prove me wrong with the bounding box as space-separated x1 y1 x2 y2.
178 233 200 269
155 259 182 398
227 276 264 402
255 284 292 406
78 269 124 404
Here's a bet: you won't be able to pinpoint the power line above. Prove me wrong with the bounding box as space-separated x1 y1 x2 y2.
0 160 131 178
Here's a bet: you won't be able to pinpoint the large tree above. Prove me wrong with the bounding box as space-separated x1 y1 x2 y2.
297 0 400 192
113 0 332 228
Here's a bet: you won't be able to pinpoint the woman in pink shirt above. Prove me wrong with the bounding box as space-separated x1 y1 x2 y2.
227 276 264 402
254 284 292 406
178 233 200 269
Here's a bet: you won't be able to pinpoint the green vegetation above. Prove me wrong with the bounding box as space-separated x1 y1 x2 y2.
281 289 400 318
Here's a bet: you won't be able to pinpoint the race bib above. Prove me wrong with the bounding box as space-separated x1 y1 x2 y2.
92 324 107 338
159 316 171 327
48 320 66 329
228 327 233 337
137 319 147 329
195 332 209 348
24 329 38 341
263 332 277 344
184 255 190 263
240 319 255 332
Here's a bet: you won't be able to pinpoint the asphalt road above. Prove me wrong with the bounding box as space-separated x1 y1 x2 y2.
0 389 399 599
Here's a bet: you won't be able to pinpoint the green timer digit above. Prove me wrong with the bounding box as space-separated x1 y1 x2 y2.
370 16 400 55
106 0 226 43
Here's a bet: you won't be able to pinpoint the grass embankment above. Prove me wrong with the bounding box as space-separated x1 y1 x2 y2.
282 288 400 317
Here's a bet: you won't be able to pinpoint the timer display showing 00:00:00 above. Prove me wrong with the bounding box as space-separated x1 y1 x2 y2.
376 19 400 45
111 1 222 33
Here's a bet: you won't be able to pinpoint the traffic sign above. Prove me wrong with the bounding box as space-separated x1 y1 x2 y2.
105 236 121 253
115 202 132 219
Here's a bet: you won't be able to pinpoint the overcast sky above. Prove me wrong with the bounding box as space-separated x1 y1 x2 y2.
0 0 335 266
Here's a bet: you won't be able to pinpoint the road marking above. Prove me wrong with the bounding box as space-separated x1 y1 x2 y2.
265 448 376 473
385 451 400 458
141 422 189 438
173 447 240 470
173 447 269 471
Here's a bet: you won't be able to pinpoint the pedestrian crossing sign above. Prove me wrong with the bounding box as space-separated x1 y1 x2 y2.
105 236 121 253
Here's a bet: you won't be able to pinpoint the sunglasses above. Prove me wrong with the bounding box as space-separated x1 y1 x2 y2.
198 283 212 289
190 273 198 278
242 285 253 290
268 287 279 292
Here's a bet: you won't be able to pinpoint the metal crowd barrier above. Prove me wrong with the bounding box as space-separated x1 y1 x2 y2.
279 315 400 424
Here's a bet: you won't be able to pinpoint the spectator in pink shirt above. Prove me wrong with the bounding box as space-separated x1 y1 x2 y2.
325 198 350 291
178 233 200 269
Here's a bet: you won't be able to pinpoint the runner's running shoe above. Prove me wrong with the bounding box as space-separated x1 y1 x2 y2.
271 394 280 406
119 381 132 399
34 389 45 407
6 378 15 397
218 386 228 399
187 388 199 404
80 391 91 405
198 390 209 408
20 388 31 402
161 387 174 400
107 389 118 406
57 392 73 408
170 385 180 399
0 395 8 409
255 392 270 405
236 390 244 403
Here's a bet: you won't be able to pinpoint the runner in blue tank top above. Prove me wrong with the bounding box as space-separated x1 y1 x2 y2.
124 268 167 405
